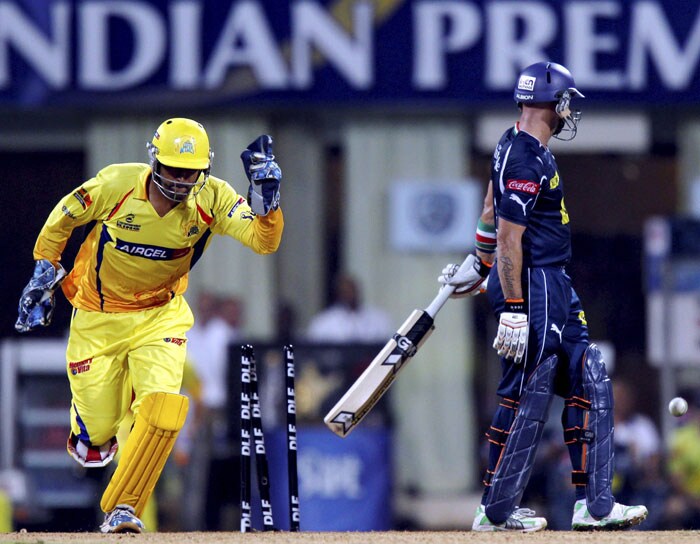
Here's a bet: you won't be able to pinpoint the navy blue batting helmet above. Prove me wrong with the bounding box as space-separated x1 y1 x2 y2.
514 62 585 140
513 61 584 104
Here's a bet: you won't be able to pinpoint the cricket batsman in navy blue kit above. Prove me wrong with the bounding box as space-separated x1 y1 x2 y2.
438 62 648 532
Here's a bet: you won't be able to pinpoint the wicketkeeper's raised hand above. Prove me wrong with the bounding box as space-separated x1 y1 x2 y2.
438 254 491 298
493 299 528 364
15 259 67 333
240 135 282 216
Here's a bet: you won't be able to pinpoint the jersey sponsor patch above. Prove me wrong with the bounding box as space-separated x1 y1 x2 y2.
164 337 187 346
228 196 246 218
69 357 92 375
73 187 93 210
506 179 540 195
62 205 77 219
114 239 191 260
116 213 141 231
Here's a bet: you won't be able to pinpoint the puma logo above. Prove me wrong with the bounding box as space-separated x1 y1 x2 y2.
550 323 564 342
509 193 533 215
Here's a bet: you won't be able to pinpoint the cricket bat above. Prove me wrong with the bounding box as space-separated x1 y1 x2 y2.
324 282 457 438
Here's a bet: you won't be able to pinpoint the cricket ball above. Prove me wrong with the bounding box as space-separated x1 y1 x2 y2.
669 397 688 417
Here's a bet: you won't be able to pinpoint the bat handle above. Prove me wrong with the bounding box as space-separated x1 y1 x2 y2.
425 253 473 318
425 284 455 318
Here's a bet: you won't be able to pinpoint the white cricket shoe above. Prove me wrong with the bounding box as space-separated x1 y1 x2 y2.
472 504 547 532
571 499 648 531
100 504 145 533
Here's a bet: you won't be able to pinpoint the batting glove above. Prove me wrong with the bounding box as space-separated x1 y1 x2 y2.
15 260 67 333
493 299 528 364
438 254 491 298
241 134 282 216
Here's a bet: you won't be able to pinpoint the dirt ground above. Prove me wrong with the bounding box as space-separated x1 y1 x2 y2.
0 531 698 544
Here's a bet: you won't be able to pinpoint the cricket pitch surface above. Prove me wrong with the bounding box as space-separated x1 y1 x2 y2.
0 531 698 543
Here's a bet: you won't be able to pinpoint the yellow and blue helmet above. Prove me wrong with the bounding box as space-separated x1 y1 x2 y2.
147 118 214 201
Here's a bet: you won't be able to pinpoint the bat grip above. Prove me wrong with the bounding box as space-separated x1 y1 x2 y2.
425 253 474 318
425 285 455 318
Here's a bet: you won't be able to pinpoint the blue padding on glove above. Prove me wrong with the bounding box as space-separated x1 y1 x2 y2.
15 259 66 333
241 135 282 216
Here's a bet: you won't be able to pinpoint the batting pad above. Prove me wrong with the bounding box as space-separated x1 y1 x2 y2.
100 392 188 516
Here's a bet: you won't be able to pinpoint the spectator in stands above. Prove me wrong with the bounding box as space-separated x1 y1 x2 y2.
665 391 700 529
186 291 243 530
306 273 392 343
275 299 298 344
612 379 666 529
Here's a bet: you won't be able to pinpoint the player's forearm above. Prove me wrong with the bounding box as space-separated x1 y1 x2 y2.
475 181 496 264
497 222 524 300
498 252 522 300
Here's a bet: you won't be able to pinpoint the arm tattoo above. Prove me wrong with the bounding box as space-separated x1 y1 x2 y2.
500 256 517 296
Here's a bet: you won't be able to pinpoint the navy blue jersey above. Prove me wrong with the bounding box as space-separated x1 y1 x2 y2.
491 125 571 267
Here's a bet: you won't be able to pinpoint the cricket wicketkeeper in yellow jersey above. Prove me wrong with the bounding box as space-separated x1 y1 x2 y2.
14 118 284 533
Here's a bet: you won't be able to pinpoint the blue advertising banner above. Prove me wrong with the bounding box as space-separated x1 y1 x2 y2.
3 1 700 109
259 426 392 531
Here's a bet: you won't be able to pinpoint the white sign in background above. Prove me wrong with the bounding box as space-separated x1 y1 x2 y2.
388 180 481 253
647 293 700 367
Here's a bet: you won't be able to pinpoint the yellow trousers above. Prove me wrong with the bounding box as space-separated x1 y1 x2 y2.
66 296 193 447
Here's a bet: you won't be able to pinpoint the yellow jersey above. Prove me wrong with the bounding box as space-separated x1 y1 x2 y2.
34 163 283 312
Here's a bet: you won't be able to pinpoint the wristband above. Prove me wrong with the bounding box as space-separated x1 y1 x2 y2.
475 256 493 278
476 219 497 254
505 298 525 313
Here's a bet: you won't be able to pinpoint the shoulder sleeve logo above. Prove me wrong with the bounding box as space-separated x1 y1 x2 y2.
506 179 540 195
72 187 93 210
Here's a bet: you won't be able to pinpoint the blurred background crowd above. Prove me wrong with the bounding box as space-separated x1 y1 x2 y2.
2 0 700 533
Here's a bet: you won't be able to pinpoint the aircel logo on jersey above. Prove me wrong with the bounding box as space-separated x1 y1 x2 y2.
164 337 187 346
116 213 141 231
506 179 540 195
115 239 190 260
518 75 536 91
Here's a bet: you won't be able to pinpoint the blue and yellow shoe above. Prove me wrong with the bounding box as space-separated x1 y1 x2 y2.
99 504 145 534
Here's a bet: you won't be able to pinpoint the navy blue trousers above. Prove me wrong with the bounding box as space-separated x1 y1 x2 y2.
482 266 591 503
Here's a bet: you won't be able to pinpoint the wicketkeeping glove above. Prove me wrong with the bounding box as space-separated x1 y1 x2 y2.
240 134 282 216
438 254 491 298
493 299 528 364
15 259 67 333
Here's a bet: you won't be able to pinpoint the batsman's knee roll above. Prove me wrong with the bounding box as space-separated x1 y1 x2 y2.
100 392 188 517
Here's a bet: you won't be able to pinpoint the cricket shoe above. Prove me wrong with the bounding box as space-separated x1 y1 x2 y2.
472 504 547 532
100 504 145 533
571 499 648 531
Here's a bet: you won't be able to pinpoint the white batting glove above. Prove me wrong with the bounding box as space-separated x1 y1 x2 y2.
493 301 528 364
438 254 491 298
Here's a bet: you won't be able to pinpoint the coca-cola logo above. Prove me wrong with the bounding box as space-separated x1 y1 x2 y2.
506 179 540 195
